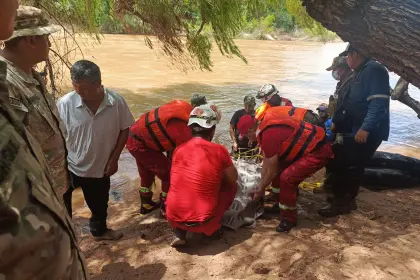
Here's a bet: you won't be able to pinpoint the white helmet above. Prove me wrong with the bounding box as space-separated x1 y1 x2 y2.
188 104 222 129
256 83 279 102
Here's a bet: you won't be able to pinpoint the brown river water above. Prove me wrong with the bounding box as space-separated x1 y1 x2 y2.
67 35 420 210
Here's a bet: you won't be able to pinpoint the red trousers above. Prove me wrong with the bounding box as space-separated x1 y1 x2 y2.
167 182 237 236
127 147 171 193
272 143 333 222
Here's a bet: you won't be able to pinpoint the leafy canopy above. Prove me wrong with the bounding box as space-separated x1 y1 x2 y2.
24 0 328 71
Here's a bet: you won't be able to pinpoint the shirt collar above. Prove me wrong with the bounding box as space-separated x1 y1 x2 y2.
75 87 115 108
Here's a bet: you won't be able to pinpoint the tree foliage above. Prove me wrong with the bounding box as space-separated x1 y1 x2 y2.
22 0 331 72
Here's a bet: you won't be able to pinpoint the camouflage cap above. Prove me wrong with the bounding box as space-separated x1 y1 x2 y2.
190 94 207 107
6 6 60 41
326 56 348 71
244 94 256 105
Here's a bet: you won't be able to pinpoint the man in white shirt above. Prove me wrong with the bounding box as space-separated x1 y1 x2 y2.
57 60 135 241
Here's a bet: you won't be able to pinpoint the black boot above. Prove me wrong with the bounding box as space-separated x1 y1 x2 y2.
139 191 160 215
202 228 223 244
170 228 187 247
318 199 357 218
275 220 297 233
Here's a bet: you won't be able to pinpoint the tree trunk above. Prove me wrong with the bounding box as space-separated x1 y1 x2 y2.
302 0 420 89
392 78 420 118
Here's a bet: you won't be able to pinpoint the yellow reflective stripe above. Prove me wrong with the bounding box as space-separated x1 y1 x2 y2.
161 192 168 198
278 203 297 210
272 188 280 194
140 187 151 193
367 94 389 101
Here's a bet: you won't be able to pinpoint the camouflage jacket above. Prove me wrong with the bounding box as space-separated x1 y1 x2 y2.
0 61 87 279
328 72 355 118
0 57 69 197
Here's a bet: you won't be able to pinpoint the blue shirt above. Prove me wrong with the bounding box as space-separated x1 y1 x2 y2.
333 59 390 141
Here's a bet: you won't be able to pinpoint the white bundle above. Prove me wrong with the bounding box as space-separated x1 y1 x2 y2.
222 159 264 230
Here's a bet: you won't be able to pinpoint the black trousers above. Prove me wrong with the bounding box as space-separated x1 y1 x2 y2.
63 172 110 236
330 137 382 204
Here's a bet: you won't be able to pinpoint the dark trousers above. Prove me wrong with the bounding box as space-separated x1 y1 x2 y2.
63 172 110 236
330 137 382 204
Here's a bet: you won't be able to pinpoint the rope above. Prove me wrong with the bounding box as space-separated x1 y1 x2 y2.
298 181 322 191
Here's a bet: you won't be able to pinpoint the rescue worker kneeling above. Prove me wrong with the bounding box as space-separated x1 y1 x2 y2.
126 100 193 215
166 104 238 247
251 110 334 233
255 104 324 127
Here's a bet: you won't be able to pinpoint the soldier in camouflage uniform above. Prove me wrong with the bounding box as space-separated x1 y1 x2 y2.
315 56 355 194
0 6 70 198
0 3 88 279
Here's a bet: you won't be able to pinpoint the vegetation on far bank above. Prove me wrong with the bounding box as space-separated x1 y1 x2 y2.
24 0 336 72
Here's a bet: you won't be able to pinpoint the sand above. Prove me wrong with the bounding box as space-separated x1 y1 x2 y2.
71 162 420 280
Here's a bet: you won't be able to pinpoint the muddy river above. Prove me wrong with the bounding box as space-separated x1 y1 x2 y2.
67 35 420 209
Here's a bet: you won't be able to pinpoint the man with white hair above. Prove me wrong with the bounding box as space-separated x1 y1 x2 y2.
166 104 238 247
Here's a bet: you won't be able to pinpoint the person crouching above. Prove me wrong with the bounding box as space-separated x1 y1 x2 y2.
251 110 334 233
166 104 238 247
126 100 193 216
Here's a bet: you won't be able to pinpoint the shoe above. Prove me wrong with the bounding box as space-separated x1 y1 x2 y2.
140 200 160 215
94 229 123 241
275 220 297 233
318 200 357 218
202 228 223 244
170 228 187 247
265 202 280 213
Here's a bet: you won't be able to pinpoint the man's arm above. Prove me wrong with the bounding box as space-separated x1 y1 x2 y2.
229 124 238 150
104 128 129 177
223 164 238 185
253 154 278 200
356 65 390 143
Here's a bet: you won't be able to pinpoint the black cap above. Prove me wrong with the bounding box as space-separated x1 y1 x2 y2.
339 43 358 57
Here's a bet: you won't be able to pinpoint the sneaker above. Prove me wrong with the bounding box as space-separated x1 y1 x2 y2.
170 228 187 248
94 229 123 241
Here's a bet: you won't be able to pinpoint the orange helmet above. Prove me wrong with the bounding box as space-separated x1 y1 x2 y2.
255 102 272 121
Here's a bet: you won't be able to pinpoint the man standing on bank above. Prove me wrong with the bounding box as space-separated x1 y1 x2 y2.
319 44 390 217
0 6 70 198
58 60 135 241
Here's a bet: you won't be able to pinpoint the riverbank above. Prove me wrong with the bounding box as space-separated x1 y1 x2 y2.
73 162 420 279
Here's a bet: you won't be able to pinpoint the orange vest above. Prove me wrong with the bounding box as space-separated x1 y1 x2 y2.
268 106 307 121
257 112 326 162
132 100 192 152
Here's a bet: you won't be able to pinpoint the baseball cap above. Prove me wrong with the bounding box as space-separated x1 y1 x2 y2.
244 95 256 105
326 56 348 71
237 115 257 138
339 43 358 57
316 103 328 112
188 104 222 129
6 6 60 41
190 94 207 107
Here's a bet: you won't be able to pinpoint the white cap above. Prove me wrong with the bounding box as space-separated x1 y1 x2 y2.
188 104 222 129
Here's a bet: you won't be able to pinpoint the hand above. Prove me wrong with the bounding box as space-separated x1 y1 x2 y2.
233 142 238 152
104 157 118 177
355 129 369 144
252 187 265 201
331 122 336 132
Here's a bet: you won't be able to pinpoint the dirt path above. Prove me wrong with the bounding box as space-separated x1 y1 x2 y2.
72 158 420 280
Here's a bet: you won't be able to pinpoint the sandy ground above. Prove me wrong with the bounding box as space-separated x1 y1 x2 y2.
72 155 420 280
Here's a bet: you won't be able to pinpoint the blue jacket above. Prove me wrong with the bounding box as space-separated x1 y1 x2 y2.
333 59 390 141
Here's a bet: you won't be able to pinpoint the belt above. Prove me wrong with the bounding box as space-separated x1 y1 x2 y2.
182 216 213 227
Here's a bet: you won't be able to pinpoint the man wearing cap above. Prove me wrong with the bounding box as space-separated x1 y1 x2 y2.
326 56 354 118
0 6 70 198
0 4 88 278
191 93 207 108
229 94 257 154
256 83 293 107
166 104 238 247
319 44 390 217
